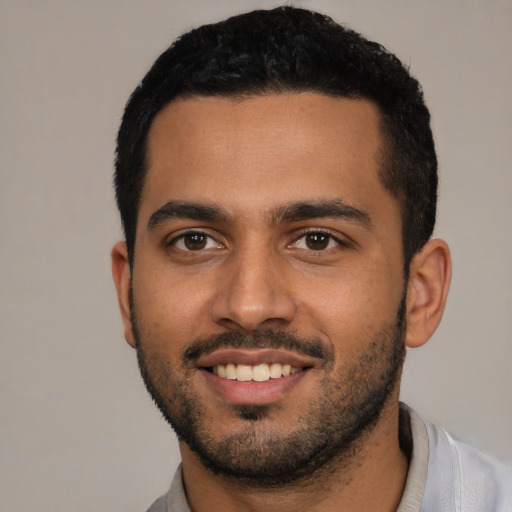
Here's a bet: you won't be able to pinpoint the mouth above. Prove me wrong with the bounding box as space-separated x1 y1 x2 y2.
207 362 306 382
195 349 318 404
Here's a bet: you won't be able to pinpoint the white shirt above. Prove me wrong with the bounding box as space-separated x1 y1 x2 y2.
147 405 512 511
398 405 512 511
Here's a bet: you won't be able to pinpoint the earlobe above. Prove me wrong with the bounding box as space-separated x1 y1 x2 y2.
111 241 135 348
405 239 452 348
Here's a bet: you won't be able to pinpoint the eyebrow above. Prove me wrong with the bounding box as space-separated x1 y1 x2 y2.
147 198 372 230
147 201 231 229
271 199 372 228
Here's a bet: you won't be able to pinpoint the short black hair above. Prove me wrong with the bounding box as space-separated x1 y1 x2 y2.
115 6 437 268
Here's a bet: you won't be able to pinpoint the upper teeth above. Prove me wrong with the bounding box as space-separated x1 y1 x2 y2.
212 363 302 382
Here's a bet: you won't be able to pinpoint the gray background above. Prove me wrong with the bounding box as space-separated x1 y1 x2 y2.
1 1 511 510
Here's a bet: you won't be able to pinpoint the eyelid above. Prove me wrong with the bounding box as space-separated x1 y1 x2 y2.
288 227 351 250
166 228 225 250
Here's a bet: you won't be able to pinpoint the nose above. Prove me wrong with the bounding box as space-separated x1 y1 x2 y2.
210 246 297 331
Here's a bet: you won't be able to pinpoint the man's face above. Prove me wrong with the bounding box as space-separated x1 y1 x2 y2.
127 93 407 484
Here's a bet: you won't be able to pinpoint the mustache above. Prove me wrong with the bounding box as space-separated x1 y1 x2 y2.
182 329 331 364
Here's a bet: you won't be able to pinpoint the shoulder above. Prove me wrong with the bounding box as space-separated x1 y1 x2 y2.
145 465 190 512
438 426 512 509
146 494 167 512
411 407 512 511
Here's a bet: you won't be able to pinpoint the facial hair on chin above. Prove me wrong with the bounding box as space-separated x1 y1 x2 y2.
131 292 407 488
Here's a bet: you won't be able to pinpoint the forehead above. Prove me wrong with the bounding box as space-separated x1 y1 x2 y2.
141 93 395 223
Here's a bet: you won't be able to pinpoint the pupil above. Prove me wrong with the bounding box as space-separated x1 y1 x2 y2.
306 233 329 250
185 233 207 250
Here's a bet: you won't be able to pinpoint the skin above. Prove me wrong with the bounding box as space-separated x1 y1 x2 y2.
112 93 451 511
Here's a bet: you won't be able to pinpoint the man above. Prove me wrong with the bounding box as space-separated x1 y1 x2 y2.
111 7 511 511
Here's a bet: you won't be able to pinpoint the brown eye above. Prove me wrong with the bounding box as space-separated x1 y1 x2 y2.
172 232 221 251
291 232 340 251
305 233 330 250
183 233 207 250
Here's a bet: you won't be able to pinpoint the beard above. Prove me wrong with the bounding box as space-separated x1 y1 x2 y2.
132 292 406 488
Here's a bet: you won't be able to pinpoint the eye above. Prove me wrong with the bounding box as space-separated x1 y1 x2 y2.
171 232 223 251
292 232 340 251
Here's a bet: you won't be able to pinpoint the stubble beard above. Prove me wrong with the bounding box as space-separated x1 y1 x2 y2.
132 294 407 488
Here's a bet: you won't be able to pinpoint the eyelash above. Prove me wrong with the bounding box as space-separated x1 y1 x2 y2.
167 228 348 253
167 230 223 252
289 229 347 252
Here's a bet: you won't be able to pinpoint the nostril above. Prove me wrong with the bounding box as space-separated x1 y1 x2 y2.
209 266 298 331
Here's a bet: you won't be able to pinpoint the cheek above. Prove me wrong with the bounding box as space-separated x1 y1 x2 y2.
297 263 403 348
131 266 213 351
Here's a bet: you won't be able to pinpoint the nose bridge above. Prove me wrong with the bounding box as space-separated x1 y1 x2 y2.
210 240 296 330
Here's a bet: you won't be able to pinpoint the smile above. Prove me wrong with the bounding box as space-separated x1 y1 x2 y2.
197 350 316 404
195 348 318 402
210 363 304 381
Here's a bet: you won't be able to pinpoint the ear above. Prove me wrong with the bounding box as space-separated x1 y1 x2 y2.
405 239 452 348
111 241 136 348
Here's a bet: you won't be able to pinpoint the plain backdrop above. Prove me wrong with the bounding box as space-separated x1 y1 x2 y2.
1 1 511 511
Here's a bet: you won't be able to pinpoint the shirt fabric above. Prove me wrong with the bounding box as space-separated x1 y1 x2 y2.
146 404 512 511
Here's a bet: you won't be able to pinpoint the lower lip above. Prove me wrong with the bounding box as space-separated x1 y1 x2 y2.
199 369 308 405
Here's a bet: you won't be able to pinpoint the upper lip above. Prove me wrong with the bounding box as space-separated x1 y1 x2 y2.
194 348 322 369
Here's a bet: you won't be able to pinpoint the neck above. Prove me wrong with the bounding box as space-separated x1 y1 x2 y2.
180 400 408 512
